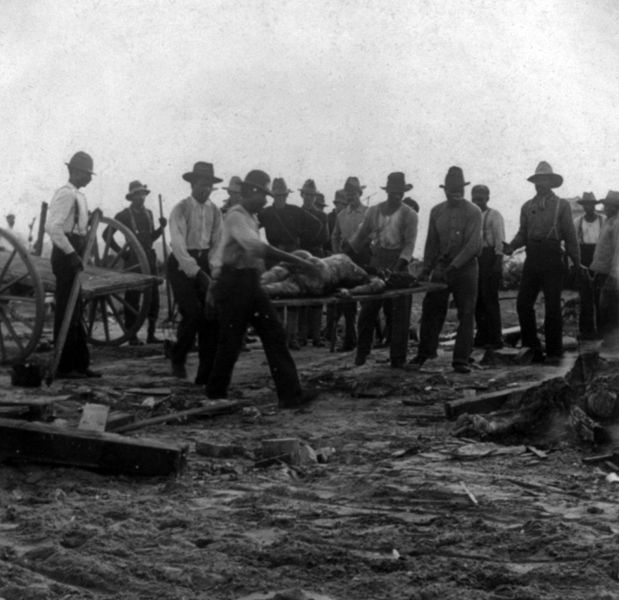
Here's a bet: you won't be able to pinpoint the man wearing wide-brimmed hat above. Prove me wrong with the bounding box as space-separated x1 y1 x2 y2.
45 151 101 378
348 172 418 368
412 166 482 374
330 176 368 351
591 191 619 347
221 176 243 215
206 170 320 408
167 161 223 380
106 180 167 345
572 192 605 339
503 161 583 363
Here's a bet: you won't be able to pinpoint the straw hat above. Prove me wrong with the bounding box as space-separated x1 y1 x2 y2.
125 180 150 200
527 161 563 188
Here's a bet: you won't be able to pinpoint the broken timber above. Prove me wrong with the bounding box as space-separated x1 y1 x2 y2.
445 381 554 420
0 417 187 476
112 399 246 433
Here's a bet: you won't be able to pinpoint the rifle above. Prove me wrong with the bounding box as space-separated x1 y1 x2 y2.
158 194 173 321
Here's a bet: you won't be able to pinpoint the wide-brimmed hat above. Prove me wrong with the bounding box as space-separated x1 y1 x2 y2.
577 192 597 205
344 176 365 194
223 176 242 193
601 190 619 207
299 179 320 196
182 162 223 184
471 184 490 198
527 161 563 188
242 170 272 196
66 151 94 175
314 193 326 208
440 166 469 191
382 172 413 192
272 178 293 195
125 180 150 200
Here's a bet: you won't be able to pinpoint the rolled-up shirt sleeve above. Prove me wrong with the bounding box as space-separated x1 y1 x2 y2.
399 209 418 261
169 204 200 277
46 189 76 255
491 210 505 255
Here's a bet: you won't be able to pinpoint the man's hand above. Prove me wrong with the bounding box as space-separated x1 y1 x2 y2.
417 268 431 283
395 258 409 272
159 217 167 228
577 264 591 282
502 242 514 256
196 270 211 296
67 252 83 274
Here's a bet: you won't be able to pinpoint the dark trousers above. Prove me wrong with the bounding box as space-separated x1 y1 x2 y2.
599 275 619 347
418 260 478 366
206 268 302 402
326 302 357 347
167 253 218 377
357 296 410 364
578 244 597 338
516 243 564 356
474 248 502 347
51 241 90 373
298 306 322 343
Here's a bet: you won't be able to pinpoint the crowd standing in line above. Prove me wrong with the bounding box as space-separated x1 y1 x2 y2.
42 152 619 394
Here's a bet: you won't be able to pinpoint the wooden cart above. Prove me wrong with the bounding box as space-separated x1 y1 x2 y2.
0 216 161 364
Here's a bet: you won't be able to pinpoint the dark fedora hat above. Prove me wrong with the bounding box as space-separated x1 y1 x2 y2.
66 151 94 175
577 191 597 205
299 179 320 196
527 161 563 188
344 176 366 194
440 166 469 191
242 170 272 196
382 172 413 192
125 180 150 200
182 162 223 184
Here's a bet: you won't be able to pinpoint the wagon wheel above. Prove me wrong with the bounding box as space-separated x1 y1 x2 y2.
83 216 152 346
0 228 45 364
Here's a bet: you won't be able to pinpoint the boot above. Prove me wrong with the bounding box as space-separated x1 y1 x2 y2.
146 320 162 344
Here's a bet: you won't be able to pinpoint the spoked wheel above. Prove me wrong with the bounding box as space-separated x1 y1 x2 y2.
82 216 152 346
0 228 45 364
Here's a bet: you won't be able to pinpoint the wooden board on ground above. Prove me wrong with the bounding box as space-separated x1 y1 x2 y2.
78 403 110 432
0 417 187 476
0 394 59 420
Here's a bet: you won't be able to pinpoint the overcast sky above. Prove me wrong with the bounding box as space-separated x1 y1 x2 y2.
2 0 618 253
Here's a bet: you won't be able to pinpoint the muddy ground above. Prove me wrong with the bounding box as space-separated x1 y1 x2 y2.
2 294 619 600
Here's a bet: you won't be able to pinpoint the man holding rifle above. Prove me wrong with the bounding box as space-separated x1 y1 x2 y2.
107 180 167 345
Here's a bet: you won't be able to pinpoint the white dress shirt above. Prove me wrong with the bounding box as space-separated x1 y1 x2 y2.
169 196 223 277
45 182 89 254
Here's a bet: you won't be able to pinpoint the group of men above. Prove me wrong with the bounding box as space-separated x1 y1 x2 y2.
44 152 619 410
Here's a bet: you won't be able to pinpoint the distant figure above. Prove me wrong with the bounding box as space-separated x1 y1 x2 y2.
590 191 619 348
574 192 605 339
258 177 317 349
349 172 418 368
206 170 320 408
331 176 368 352
107 180 167 345
4 213 28 248
298 179 329 347
471 184 505 350
45 151 101 379
221 176 243 215
327 189 347 237
167 161 223 381
503 162 584 364
413 167 481 374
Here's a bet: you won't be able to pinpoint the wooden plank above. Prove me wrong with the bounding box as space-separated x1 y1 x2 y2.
0 417 187 476
445 382 544 420
112 399 246 433
105 411 135 431
78 403 110 432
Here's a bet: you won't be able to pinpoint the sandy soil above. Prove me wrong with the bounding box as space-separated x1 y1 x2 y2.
1 293 619 600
